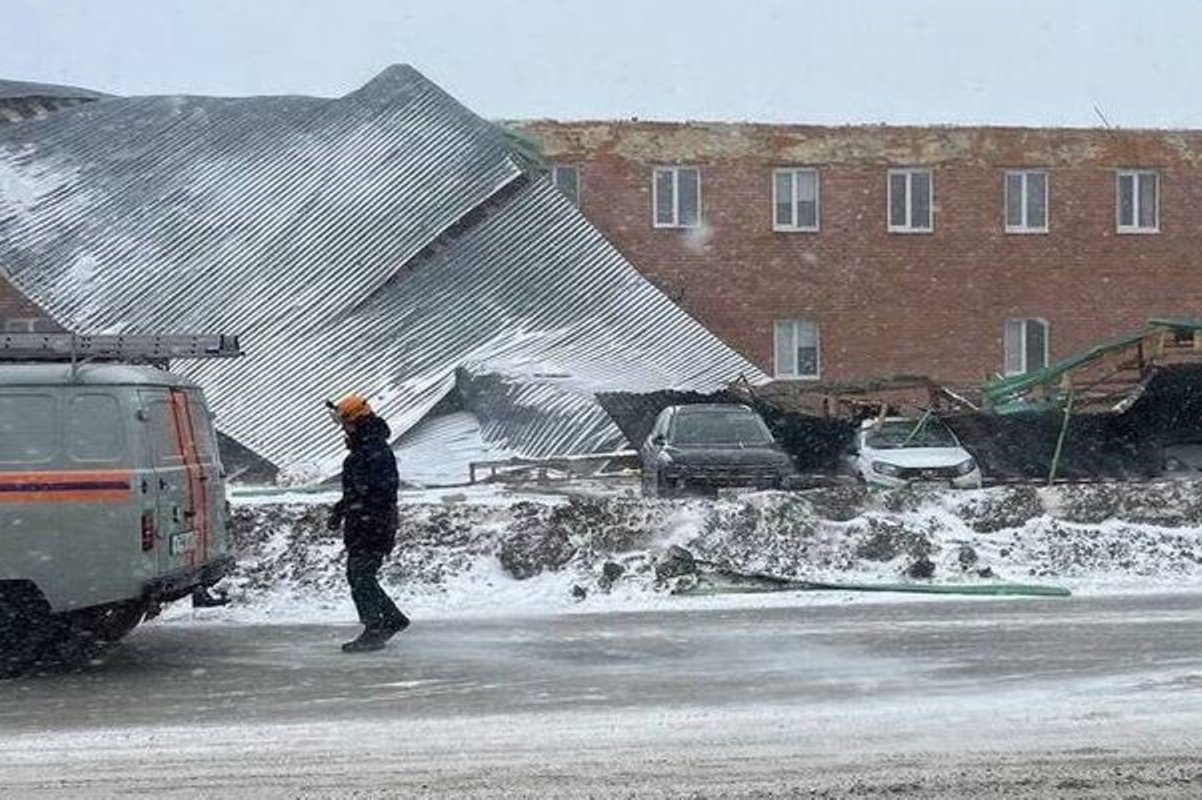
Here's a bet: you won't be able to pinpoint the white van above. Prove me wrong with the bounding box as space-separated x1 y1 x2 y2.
0 335 239 676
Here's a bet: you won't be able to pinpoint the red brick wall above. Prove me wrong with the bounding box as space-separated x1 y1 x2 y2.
0 268 58 331
0 277 53 324
515 121 1202 385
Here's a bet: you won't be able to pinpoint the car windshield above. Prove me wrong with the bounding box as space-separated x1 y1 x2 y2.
671 410 772 446
865 420 958 449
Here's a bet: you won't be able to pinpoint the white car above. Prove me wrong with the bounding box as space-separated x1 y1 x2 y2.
847 416 982 489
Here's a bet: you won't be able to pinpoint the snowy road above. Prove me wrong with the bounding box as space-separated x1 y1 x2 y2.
3 593 1202 797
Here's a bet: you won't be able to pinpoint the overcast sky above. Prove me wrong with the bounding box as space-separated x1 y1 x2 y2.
3 0 1200 127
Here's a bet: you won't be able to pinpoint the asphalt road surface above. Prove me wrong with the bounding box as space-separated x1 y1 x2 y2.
2 592 1202 798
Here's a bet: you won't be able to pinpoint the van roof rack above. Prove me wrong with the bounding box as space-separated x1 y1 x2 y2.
0 333 243 364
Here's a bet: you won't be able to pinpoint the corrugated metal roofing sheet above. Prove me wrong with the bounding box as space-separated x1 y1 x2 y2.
0 65 764 479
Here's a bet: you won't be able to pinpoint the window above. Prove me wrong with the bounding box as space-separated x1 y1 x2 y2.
773 320 820 379
187 391 219 463
653 166 701 228
1005 170 1048 232
141 393 184 467
1117 170 1159 232
1004 319 1049 375
888 169 933 232
551 165 579 206
773 168 819 231
0 392 57 463
68 393 125 462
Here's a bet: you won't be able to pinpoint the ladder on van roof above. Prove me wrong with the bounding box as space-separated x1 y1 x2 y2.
0 333 243 364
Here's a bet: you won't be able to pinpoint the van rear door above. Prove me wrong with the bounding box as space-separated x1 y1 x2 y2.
168 389 213 565
139 390 198 573
185 389 225 559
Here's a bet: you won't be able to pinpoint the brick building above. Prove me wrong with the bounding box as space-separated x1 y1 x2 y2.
512 120 1202 385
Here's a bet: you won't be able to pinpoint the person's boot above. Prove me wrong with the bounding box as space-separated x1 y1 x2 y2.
341 628 385 653
377 612 410 643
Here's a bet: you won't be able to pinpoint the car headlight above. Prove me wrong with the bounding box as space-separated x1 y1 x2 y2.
871 460 901 477
953 458 977 476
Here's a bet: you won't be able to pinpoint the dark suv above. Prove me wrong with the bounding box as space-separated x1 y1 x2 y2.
640 404 795 497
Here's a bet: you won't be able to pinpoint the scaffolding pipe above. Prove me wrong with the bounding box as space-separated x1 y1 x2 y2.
1047 390 1075 486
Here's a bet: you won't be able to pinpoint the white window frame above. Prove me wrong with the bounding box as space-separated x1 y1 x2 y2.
551 164 580 206
773 319 821 380
652 166 702 229
887 168 934 233
1116 169 1160 234
1004 170 1049 234
1004 318 1050 376
772 168 820 232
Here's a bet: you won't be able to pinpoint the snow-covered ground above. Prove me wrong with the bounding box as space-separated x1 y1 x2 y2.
177 480 1202 625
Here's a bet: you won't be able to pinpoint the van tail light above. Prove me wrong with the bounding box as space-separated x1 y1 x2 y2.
141 511 156 552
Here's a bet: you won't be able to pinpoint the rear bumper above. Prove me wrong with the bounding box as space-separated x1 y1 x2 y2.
145 554 235 604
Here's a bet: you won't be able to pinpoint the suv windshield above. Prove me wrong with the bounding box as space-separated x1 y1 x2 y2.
865 420 958 449
671 410 773 446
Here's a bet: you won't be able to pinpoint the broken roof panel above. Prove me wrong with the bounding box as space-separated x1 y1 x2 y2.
184 178 759 476
981 319 1202 414
0 66 763 479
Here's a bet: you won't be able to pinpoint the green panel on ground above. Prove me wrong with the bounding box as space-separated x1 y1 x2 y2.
677 570 1071 598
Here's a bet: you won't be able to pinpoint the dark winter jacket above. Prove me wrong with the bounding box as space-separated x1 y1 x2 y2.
332 415 400 553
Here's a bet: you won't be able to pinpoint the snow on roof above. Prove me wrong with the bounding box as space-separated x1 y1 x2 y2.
0 64 763 479
0 78 108 101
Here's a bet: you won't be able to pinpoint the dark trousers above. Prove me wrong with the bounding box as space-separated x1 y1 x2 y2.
346 550 406 632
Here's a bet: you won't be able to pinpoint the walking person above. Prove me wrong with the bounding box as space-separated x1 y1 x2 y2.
325 394 409 653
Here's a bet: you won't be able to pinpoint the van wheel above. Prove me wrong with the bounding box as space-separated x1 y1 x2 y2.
0 585 51 679
42 599 148 666
89 599 148 644
0 615 38 679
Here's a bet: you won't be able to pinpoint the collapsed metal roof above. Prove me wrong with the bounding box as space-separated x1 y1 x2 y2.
0 65 762 479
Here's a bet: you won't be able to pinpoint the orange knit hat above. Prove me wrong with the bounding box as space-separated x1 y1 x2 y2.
332 393 372 422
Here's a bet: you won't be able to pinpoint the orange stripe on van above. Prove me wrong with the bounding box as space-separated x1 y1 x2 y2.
0 470 132 503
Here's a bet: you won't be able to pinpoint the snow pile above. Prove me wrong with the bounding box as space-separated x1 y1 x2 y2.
191 481 1202 623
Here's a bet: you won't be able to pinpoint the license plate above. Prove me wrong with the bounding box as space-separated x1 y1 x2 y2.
170 531 197 556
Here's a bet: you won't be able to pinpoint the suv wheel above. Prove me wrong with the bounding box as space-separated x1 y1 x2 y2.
641 469 657 498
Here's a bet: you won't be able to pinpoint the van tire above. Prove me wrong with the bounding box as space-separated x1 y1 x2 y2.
89 599 148 644
42 599 148 666
0 584 52 679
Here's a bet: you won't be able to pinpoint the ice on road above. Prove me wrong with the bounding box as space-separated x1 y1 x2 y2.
3 593 1202 797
